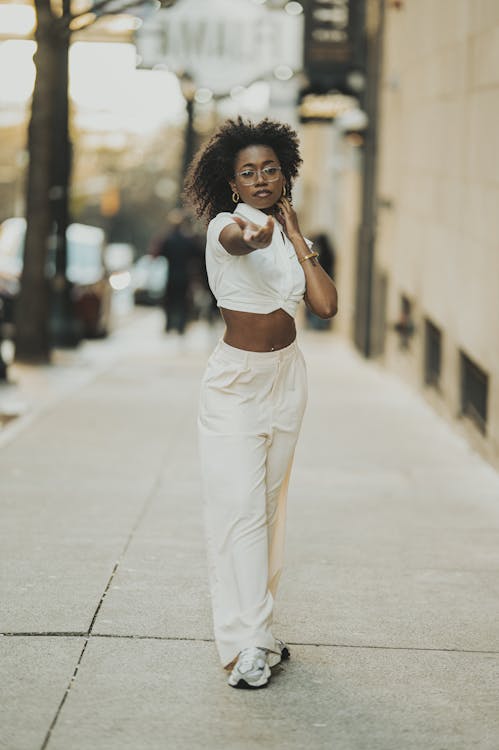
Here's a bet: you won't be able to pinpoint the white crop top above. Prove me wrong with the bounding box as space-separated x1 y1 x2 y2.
205 202 312 319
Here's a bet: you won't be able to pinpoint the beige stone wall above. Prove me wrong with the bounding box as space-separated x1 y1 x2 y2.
376 0 499 465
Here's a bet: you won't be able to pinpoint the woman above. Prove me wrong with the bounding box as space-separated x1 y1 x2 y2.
184 117 338 689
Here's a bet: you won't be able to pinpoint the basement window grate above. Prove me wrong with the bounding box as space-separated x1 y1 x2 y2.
424 319 442 388
394 294 415 350
460 352 488 434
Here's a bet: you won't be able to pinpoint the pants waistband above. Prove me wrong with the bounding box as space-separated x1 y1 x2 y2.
215 338 298 366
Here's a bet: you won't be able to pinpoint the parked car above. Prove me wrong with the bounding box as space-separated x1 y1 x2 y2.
105 241 134 273
66 223 112 338
0 217 113 339
131 254 168 306
105 242 135 318
0 217 25 334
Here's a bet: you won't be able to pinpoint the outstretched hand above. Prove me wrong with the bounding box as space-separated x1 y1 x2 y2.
233 215 274 250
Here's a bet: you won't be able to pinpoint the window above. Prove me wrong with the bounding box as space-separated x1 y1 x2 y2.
394 294 415 350
424 319 442 388
460 352 488 434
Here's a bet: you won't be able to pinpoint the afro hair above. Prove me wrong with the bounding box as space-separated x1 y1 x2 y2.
182 117 302 224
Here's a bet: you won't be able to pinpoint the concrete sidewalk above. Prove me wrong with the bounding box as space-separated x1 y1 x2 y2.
2 311 499 750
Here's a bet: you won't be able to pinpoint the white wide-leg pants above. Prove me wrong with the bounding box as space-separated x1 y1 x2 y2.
198 338 307 668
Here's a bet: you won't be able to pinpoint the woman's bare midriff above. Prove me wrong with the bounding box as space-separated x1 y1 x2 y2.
220 307 296 352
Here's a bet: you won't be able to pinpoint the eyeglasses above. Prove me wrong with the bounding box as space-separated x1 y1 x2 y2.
236 165 282 186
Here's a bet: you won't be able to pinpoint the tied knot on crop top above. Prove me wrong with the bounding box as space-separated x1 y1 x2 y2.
205 202 313 319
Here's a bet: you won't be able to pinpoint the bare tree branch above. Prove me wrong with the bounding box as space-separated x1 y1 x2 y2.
71 0 149 21
70 0 175 23
70 0 150 30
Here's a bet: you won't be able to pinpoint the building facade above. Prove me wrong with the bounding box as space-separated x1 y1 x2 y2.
373 0 499 466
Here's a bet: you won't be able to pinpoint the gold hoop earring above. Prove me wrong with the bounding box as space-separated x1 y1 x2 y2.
232 191 239 204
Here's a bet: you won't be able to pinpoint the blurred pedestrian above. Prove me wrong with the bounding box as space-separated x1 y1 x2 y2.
156 209 197 335
183 117 338 689
186 220 219 326
305 232 336 331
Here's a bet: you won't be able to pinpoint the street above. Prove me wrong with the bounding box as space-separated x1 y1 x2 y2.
1 309 499 749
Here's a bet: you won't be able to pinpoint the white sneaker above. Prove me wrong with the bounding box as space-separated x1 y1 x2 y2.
228 647 271 689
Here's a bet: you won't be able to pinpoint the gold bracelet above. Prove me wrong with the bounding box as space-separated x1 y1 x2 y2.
298 251 319 264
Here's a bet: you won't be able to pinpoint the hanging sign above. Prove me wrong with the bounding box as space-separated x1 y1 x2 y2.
304 0 365 87
136 0 303 96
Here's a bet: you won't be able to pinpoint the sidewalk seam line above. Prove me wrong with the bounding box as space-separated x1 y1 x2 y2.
38 426 177 750
86 442 174 638
40 637 90 750
4 630 499 656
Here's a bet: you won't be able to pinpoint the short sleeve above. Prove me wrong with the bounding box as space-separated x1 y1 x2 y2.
207 212 237 260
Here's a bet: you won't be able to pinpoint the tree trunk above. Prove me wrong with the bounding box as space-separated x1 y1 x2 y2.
15 0 58 362
49 7 81 349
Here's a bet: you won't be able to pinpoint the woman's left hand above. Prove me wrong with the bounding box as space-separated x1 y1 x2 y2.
276 196 302 240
